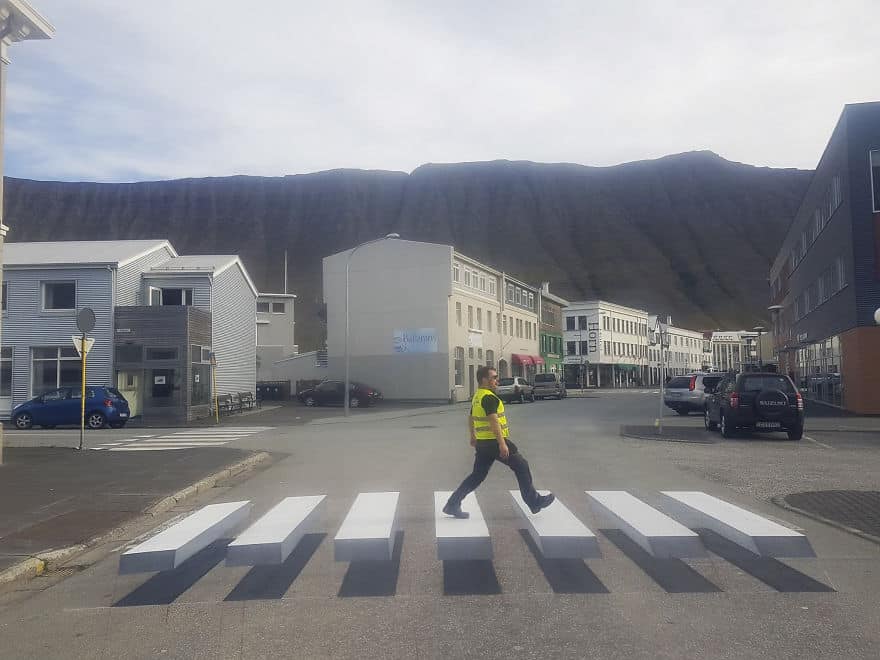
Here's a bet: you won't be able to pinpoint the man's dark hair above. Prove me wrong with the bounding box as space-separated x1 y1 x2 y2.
476 365 496 384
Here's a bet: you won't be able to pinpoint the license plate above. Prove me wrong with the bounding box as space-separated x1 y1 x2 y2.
668 393 681 398
119 413 129 418
756 421 780 429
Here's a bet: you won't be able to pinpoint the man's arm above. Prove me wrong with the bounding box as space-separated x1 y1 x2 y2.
468 414 477 446
488 413 509 459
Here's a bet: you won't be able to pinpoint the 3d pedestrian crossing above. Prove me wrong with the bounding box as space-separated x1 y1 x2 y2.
119 490 816 577
91 427 272 451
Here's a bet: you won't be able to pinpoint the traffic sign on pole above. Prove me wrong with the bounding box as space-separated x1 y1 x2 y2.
71 335 95 355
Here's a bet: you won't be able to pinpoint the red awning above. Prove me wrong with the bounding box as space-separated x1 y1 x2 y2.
511 353 534 366
532 356 545 365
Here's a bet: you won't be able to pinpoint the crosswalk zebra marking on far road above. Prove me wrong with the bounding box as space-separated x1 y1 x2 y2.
90 427 272 451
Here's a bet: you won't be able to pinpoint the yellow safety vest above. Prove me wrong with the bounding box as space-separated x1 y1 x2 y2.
471 388 510 441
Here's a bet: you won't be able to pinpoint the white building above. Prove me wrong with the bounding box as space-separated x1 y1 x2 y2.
666 325 710 376
709 331 760 372
321 239 540 402
562 301 649 388
256 292 297 382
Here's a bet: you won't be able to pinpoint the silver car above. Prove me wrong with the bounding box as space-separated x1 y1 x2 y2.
495 377 535 403
664 372 725 415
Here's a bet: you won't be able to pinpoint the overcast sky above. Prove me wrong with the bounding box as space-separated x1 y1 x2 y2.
7 0 879 182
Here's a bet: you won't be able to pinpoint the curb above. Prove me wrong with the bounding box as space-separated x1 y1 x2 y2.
0 451 272 587
772 495 880 547
620 432 715 444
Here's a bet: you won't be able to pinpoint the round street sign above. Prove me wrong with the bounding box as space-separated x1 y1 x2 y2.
76 307 96 333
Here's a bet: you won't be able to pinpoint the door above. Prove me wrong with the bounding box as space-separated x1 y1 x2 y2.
41 388 77 426
117 371 141 418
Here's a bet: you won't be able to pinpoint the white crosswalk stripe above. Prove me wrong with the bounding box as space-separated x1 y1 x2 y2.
90 426 272 451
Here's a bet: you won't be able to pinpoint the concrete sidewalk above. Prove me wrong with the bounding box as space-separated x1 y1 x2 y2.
0 447 271 584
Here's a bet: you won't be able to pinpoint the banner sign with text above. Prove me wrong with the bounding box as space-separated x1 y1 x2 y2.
393 328 439 354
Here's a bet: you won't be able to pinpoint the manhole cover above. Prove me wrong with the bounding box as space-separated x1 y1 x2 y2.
784 491 880 539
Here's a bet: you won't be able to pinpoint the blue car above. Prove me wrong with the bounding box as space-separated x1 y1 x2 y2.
12 386 131 430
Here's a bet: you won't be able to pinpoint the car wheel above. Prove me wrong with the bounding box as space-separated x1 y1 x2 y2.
303 396 317 407
787 425 803 441
704 408 717 430
720 412 735 438
350 397 361 409
13 412 33 430
87 412 107 430
110 422 126 429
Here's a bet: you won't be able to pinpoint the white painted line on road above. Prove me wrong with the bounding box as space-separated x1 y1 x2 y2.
435 491 492 560
334 492 400 561
227 495 326 566
119 501 251 573
511 490 600 559
804 436 832 449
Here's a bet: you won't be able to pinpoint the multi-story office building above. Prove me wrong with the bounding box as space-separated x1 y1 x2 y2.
769 102 880 413
708 331 759 373
322 239 540 402
562 301 649 387
538 283 568 375
666 325 709 376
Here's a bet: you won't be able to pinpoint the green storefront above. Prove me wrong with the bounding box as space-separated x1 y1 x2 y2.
540 332 564 374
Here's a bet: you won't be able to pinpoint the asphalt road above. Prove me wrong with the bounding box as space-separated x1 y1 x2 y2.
1 392 878 659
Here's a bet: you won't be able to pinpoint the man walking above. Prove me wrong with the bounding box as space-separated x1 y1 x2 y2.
443 366 555 518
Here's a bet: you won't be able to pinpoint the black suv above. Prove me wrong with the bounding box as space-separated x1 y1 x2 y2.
704 372 804 440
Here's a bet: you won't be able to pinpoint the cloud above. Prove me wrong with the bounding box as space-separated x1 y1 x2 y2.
5 0 880 182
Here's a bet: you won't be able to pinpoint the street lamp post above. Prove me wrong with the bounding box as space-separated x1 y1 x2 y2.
344 233 400 417
753 325 766 369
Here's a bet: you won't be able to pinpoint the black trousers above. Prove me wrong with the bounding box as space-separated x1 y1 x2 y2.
447 439 539 508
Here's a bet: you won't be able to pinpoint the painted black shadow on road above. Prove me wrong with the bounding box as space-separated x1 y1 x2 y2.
338 531 404 598
115 539 230 607
600 529 722 594
225 533 326 601
442 559 502 596
696 529 835 593
518 529 609 594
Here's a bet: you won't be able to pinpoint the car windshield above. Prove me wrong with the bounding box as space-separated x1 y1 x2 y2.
667 376 692 389
534 374 555 383
740 375 795 393
497 378 515 386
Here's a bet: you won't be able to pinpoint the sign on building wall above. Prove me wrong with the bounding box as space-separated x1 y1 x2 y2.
393 328 439 354
467 332 483 349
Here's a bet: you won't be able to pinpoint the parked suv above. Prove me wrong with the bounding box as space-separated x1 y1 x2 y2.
12 386 131 430
533 373 566 400
664 373 724 415
495 377 535 403
704 372 804 440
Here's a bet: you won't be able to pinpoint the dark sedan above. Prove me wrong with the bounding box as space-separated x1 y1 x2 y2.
297 380 383 408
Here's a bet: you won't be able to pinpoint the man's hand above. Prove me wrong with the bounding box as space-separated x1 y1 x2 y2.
498 442 509 460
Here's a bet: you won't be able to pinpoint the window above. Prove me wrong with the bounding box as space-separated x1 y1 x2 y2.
476 307 482 330
453 263 460 282
464 271 471 287
579 340 588 355
257 302 270 313
31 347 80 396
567 341 576 356
456 302 462 326
486 350 494 368
517 318 523 338
1 282 6 311
837 256 847 288
487 310 492 332
42 281 76 310
566 316 575 331
515 288 522 305
528 293 534 310
477 348 483 360
0 347 11 397
489 279 496 296
272 302 285 314
480 275 486 291
526 322 531 340
146 348 178 361
454 347 464 385
503 316 508 335
115 344 142 363
577 315 587 330
151 287 193 306
871 150 880 213
468 305 473 328
468 347 474 359
507 284 514 302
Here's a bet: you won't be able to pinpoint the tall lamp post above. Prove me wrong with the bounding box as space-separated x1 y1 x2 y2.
0 2 54 467
344 233 400 417
753 325 766 369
